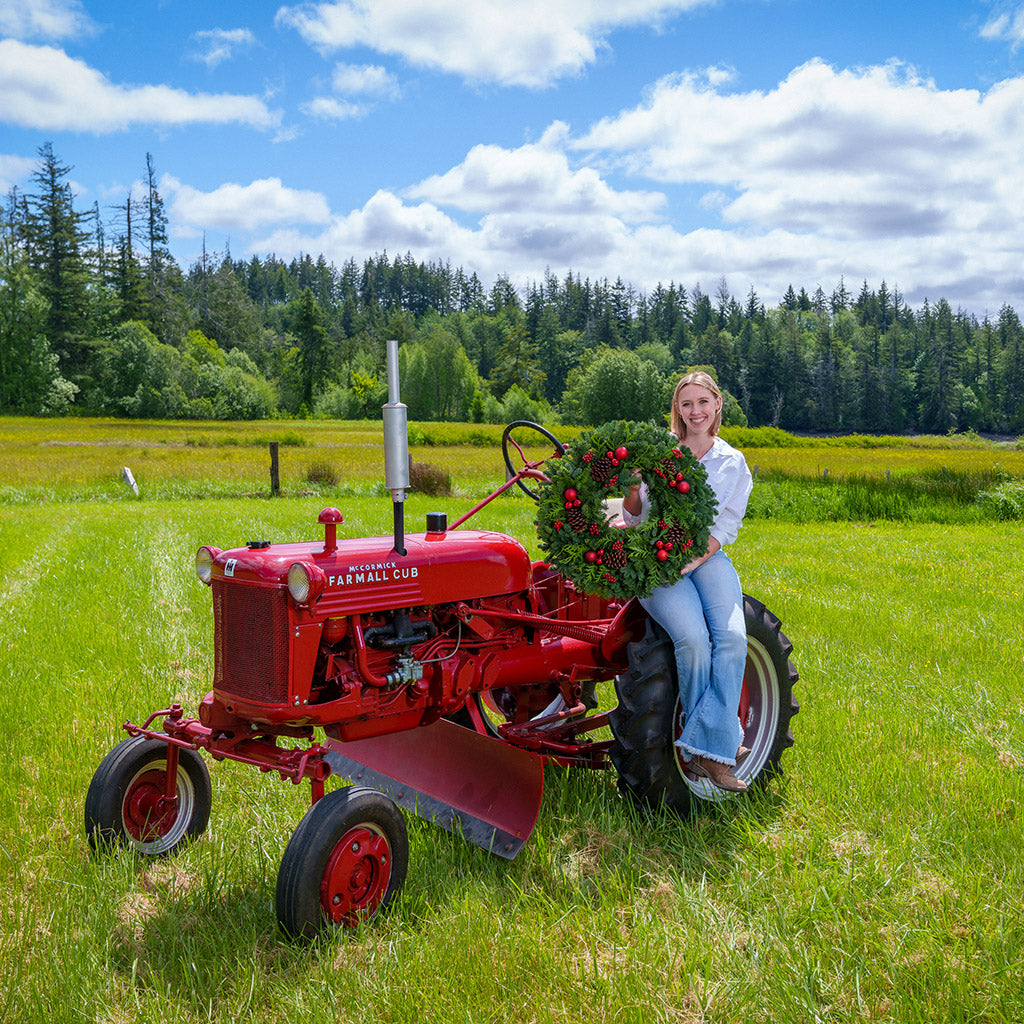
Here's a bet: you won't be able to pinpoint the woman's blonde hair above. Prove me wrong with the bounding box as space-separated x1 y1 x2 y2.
670 371 723 438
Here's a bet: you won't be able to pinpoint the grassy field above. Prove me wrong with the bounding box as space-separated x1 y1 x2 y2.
1 419 1022 1022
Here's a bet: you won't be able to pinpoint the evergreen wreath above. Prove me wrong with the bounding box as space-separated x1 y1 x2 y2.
535 420 718 601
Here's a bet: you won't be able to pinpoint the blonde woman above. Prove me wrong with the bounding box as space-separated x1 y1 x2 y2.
622 372 753 792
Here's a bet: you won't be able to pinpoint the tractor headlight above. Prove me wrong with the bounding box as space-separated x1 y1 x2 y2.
195 546 221 585
288 562 325 605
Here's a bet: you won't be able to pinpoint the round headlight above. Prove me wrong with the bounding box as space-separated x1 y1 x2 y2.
287 562 312 603
195 546 220 585
287 562 326 605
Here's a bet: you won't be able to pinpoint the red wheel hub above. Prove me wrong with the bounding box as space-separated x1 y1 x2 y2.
321 825 392 927
123 769 178 842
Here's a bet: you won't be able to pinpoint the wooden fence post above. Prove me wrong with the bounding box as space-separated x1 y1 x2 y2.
269 441 280 496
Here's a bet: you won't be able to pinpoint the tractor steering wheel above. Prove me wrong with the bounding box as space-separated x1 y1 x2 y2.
501 421 565 501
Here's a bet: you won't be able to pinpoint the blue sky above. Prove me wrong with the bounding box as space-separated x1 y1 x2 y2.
2 0 1024 314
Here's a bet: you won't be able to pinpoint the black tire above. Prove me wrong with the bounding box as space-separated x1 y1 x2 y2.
501 420 564 500
609 595 798 817
276 786 408 940
85 735 212 856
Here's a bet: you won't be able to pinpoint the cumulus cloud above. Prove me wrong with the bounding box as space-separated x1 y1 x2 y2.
301 62 399 120
191 28 257 69
0 0 93 41
564 59 1024 305
275 0 711 87
0 40 280 132
405 130 664 222
331 62 400 97
164 176 332 236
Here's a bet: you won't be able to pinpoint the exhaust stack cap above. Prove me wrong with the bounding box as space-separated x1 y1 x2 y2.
426 512 447 533
382 338 410 500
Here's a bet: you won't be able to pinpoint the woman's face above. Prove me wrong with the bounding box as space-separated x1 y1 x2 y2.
676 383 721 437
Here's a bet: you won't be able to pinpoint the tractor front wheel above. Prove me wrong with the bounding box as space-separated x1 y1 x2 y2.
276 786 408 940
85 735 212 856
609 595 798 818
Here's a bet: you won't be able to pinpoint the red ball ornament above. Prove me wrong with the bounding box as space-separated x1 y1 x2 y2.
615 446 628 460
564 487 577 501
679 480 690 494
606 451 614 459
656 550 669 562
584 551 598 563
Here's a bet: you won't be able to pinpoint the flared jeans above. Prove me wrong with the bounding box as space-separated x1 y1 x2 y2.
640 549 747 765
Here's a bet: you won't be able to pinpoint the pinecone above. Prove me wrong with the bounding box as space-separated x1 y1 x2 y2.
664 520 688 548
604 546 627 569
658 456 677 478
566 505 588 533
589 454 615 484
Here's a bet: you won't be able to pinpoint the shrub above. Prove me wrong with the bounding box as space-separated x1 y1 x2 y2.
306 461 339 487
976 479 1024 520
409 461 452 496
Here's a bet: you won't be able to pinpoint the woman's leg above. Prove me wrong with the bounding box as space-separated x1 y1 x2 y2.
678 551 747 764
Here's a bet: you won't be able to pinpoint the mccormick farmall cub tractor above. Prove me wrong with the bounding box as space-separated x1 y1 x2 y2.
86 340 798 940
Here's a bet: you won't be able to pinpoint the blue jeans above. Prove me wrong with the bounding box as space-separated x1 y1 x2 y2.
640 550 746 765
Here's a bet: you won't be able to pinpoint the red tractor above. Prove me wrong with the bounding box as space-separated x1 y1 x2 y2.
86 341 798 939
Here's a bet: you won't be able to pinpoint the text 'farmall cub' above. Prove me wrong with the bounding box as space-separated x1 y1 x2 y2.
86 339 798 940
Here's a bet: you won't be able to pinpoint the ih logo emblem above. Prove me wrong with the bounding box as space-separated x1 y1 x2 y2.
225 558 237 577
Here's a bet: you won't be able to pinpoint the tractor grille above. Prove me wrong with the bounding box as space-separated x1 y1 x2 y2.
213 580 290 704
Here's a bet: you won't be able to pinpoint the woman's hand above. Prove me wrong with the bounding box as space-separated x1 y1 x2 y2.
622 468 643 517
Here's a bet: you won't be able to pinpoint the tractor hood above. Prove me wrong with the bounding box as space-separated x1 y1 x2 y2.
208 528 533 614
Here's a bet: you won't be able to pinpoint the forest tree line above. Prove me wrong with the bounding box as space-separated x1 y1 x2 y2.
2 144 1023 435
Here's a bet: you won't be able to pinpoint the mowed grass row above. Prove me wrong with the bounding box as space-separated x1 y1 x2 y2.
0 491 1021 1023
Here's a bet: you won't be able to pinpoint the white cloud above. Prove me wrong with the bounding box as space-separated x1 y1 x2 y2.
980 5 1024 47
0 0 93 41
301 62 399 120
275 0 711 87
331 62 399 97
0 153 37 193
0 40 280 132
301 96 368 120
191 28 257 69
164 176 332 236
405 132 664 222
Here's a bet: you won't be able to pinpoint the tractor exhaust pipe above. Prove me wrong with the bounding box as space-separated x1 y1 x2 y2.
382 338 409 556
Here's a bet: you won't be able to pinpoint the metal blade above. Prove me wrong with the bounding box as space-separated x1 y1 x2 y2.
324 719 544 859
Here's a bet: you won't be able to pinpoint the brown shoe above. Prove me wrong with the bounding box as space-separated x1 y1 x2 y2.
689 756 748 793
736 745 751 767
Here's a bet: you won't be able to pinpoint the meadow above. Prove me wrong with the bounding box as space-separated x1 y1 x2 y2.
0 418 1021 1023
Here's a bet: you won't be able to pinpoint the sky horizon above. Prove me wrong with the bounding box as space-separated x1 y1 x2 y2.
2 0 1024 317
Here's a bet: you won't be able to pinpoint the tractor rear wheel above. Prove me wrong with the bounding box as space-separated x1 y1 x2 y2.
85 735 212 856
609 595 798 818
276 786 408 940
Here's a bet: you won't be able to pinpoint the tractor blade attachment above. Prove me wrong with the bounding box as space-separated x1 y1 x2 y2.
324 719 543 859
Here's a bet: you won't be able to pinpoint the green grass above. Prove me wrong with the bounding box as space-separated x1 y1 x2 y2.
1 485 1022 1023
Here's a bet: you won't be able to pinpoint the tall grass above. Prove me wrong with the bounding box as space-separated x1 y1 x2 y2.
0 489 1021 1023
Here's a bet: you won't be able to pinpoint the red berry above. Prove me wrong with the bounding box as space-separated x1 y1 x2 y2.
564 487 577 501
679 481 690 494
656 550 669 562
615 446 628 460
